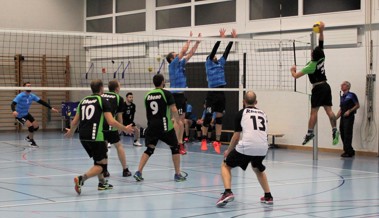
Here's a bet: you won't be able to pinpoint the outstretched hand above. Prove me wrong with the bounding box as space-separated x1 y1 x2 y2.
51 107 59 113
219 28 226 38
231 29 237 38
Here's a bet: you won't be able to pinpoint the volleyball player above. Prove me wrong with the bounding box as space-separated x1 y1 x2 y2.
290 21 339 145
166 31 201 155
201 28 237 154
216 91 273 207
102 80 132 177
11 82 59 147
122 92 142 146
133 74 186 182
65 79 134 195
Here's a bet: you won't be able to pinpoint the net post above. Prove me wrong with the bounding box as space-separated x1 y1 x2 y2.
310 32 318 160
243 52 246 95
292 40 297 92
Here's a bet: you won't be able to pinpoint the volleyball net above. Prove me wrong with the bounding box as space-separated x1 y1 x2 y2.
0 29 310 92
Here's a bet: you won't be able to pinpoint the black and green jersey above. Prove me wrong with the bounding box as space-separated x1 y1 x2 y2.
77 94 112 141
301 58 327 84
101 91 124 131
144 88 175 132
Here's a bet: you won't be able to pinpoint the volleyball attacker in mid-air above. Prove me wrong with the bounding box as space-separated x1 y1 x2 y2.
201 28 237 154
290 21 339 145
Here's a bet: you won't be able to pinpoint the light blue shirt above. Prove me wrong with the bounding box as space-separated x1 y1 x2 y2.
13 92 40 118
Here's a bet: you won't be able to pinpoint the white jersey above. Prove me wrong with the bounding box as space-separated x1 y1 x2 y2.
234 107 268 156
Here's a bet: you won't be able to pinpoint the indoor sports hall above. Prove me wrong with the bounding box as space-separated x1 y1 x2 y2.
0 1 378 217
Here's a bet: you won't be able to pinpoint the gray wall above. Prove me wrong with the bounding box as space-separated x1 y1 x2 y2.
0 0 84 31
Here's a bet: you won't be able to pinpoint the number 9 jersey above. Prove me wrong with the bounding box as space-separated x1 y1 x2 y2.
77 94 112 141
144 88 175 134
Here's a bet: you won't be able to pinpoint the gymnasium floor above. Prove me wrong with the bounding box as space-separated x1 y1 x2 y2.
0 131 378 218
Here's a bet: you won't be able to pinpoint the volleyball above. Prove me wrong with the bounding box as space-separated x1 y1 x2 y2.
312 21 322 33
148 67 153 72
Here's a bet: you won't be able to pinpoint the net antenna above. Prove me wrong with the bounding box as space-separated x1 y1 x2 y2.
156 59 165 74
121 61 131 79
113 61 124 79
85 62 94 80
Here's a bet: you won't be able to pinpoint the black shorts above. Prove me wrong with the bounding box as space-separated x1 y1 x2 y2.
311 82 332 108
205 91 225 113
224 149 266 172
80 140 108 162
173 93 186 115
145 128 178 148
103 131 120 144
16 113 35 125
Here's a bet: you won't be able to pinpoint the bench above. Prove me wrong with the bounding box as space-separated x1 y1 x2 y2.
268 133 285 148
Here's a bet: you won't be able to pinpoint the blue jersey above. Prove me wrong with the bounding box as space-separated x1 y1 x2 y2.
169 56 187 93
340 91 359 115
13 92 40 118
205 56 227 88
185 104 197 121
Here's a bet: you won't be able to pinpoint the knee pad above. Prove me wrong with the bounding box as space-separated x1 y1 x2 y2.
94 162 107 173
215 117 223 125
28 126 34 133
34 126 39 132
144 146 155 157
202 113 213 127
170 144 180 155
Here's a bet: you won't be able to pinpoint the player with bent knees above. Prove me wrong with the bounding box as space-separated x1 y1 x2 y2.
122 92 142 146
11 82 59 147
65 79 134 195
133 74 186 182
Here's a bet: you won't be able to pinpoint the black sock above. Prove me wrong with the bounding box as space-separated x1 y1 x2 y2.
225 189 232 193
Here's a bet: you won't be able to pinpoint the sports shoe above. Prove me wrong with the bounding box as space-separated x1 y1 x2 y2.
107 143 111 148
216 192 234 207
260 196 273 204
302 133 315 145
133 171 144 182
123 168 132 177
201 139 208 151
29 139 39 148
25 136 31 142
179 143 187 155
74 175 84 195
183 137 189 143
174 173 186 182
98 180 113 190
332 130 339 145
133 141 143 147
212 141 221 154
103 171 110 178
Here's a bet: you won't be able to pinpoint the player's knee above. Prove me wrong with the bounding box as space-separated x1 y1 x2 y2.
28 126 34 133
253 165 266 173
144 146 155 157
202 114 212 127
94 162 107 173
34 126 39 132
215 117 223 125
170 144 180 155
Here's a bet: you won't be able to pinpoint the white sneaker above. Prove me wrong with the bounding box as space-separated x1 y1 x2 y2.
133 141 142 147
107 143 111 148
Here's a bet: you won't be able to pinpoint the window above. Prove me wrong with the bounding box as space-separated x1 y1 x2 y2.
304 0 360 15
86 0 113 17
116 13 146 33
156 7 191 30
250 0 298 20
156 0 191 7
117 0 146 13
86 18 112 33
195 1 236 25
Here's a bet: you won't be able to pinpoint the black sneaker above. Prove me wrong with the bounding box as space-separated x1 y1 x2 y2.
98 180 113 190
302 133 315 145
103 171 110 178
341 152 355 157
123 168 132 177
74 175 84 195
29 139 39 148
25 136 31 142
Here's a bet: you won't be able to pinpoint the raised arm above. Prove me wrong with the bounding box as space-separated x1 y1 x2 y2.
318 21 325 49
178 31 193 60
184 33 201 62
223 29 237 61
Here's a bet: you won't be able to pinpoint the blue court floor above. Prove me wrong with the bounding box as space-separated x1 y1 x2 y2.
0 131 378 218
